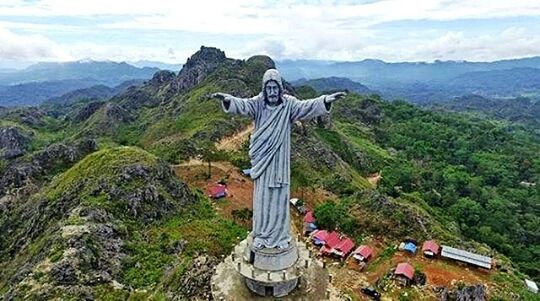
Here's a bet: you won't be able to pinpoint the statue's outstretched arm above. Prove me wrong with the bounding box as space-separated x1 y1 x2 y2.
211 92 257 118
289 92 346 121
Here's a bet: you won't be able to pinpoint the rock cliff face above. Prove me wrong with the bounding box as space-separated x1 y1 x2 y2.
0 147 198 300
171 46 227 93
0 127 30 159
72 101 105 122
0 139 97 197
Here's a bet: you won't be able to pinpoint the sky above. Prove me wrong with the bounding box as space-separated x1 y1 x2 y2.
2 0 540 69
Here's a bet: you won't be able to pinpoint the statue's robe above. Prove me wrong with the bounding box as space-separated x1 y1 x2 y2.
222 93 331 248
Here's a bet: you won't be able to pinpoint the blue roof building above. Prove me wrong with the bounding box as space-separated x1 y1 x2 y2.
404 242 417 254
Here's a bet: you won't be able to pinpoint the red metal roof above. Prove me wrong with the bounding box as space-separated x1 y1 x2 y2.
304 210 316 223
313 230 329 241
325 231 341 248
395 263 414 280
209 184 227 197
354 245 373 259
422 240 440 254
320 245 333 255
335 237 355 255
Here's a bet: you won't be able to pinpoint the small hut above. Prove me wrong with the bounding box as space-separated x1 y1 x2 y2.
352 245 373 262
394 262 414 286
333 237 355 260
422 240 440 258
401 242 417 254
312 230 329 246
303 210 317 234
209 184 227 199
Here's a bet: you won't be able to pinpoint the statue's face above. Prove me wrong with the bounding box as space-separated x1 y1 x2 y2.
265 81 280 104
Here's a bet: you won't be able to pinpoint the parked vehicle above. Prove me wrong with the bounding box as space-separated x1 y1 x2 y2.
360 287 381 300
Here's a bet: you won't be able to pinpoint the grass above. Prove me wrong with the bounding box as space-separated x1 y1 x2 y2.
367 246 397 272
121 197 247 289
46 146 159 201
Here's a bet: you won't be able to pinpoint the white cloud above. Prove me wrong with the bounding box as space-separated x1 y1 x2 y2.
1 0 540 63
0 26 69 60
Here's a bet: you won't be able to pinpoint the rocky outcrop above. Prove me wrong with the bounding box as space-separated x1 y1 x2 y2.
150 70 176 86
0 127 30 160
0 147 197 300
436 284 487 301
102 103 130 122
171 46 227 93
455 284 486 301
0 107 46 128
0 139 97 197
72 101 105 122
176 255 219 300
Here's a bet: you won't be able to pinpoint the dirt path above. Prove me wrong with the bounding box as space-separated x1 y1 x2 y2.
216 123 254 151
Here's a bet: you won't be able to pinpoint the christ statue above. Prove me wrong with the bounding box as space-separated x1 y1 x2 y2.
212 69 345 250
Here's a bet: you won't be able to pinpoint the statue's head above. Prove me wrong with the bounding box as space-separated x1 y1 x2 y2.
262 69 283 106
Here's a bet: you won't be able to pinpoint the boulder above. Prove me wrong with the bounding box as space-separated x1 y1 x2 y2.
0 127 30 159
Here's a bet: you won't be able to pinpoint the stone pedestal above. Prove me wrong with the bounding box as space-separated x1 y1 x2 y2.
238 234 301 297
243 234 299 271
211 236 335 300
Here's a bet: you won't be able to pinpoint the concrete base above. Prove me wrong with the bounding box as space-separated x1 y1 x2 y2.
243 234 299 271
245 277 298 297
211 238 336 300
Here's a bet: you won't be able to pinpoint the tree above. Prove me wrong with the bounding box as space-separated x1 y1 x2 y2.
198 142 226 179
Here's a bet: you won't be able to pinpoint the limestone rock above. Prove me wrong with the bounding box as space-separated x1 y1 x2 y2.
0 127 30 159
171 46 227 93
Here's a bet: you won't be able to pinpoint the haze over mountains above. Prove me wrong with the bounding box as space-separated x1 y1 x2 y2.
0 61 159 107
3 56 540 108
278 56 540 103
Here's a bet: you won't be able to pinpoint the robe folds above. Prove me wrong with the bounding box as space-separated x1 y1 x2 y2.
222 92 331 248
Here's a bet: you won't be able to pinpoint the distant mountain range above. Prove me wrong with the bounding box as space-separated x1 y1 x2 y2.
127 60 182 71
292 77 374 94
0 60 158 86
4 56 540 107
43 79 146 106
427 94 540 128
0 61 159 106
277 56 540 103
277 56 540 83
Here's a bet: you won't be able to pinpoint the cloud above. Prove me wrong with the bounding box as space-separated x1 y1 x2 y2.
0 26 68 60
1 0 540 63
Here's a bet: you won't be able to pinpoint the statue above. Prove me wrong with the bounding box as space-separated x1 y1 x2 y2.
212 69 345 250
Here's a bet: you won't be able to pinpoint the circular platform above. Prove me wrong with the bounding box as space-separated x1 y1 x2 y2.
211 237 336 300
242 235 299 271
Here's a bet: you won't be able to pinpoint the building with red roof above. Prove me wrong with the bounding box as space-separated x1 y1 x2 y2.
303 210 316 223
303 210 317 234
422 240 440 258
394 263 415 285
209 184 227 199
325 231 341 248
312 230 329 246
334 238 355 258
353 245 373 262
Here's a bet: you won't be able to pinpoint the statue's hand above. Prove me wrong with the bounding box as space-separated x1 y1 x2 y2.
211 92 231 101
324 91 347 103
